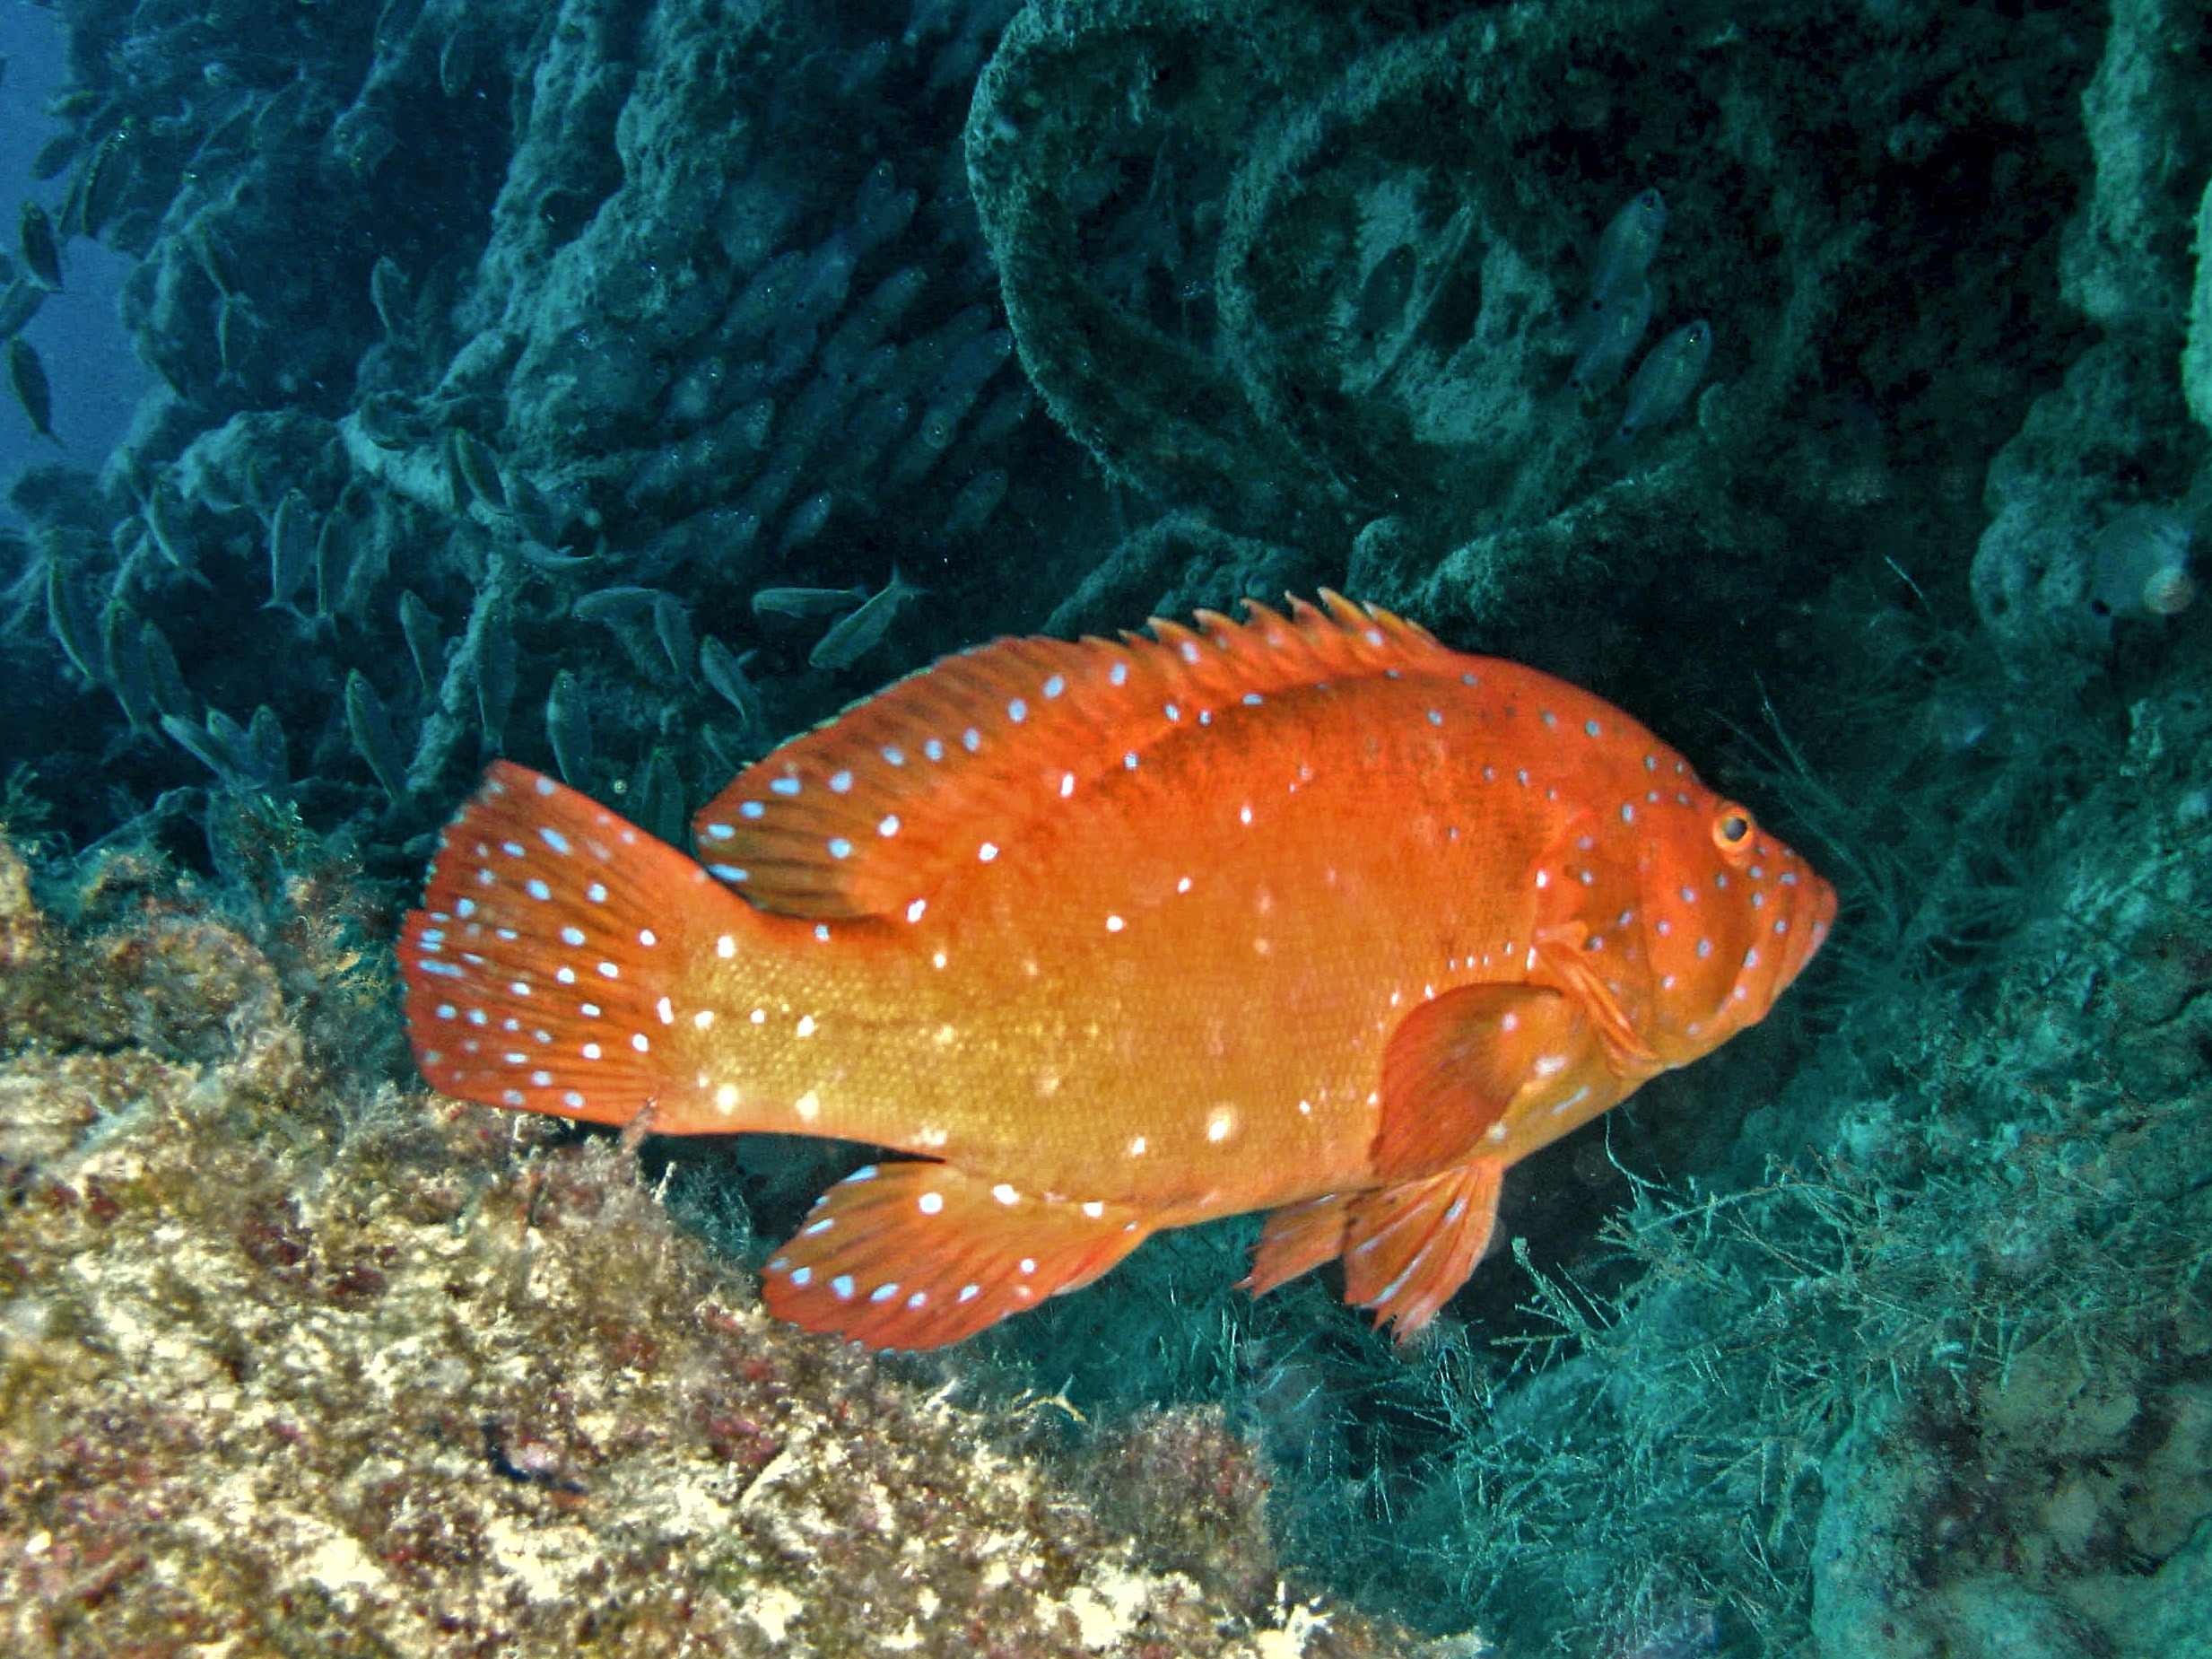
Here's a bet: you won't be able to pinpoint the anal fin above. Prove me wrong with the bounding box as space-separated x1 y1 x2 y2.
761 1162 1153 1349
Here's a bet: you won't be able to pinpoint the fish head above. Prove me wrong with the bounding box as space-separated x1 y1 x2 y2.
1633 786 1836 1065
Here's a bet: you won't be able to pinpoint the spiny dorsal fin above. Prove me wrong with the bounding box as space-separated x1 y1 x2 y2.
691 592 1458 919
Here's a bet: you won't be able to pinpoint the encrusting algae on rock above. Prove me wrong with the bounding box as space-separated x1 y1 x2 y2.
0 825 1449 1657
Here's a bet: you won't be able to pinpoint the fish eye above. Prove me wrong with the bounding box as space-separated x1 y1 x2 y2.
1711 804 1756 863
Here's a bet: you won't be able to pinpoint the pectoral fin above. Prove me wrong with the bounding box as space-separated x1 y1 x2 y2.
1373 983 1596 1180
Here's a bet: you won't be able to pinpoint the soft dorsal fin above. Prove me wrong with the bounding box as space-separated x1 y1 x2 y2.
691 591 1459 919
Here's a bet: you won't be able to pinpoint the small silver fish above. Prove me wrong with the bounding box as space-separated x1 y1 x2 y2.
353 392 413 450
1564 275 1651 397
888 404 961 485
0 280 44 340
1589 188 1666 299
215 293 252 374
438 28 477 99
652 592 695 680
370 256 409 336
375 0 429 52
191 99 256 169
313 506 360 619
773 491 835 557
101 599 156 730
71 119 135 240
245 706 288 785
572 585 666 625
1608 319 1713 451
9 336 57 445
699 633 764 730
399 589 444 695
142 481 192 568
476 601 518 754
18 201 60 291
449 427 508 511
544 669 594 785
631 747 686 846
140 619 196 722
191 222 239 298
252 78 309 148
29 133 76 184
942 468 1007 538
346 671 407 800
750 583 868 621
515 537 604 574
164 713 253 788
267 488 315 608
44 560 101 680
807 568 922 670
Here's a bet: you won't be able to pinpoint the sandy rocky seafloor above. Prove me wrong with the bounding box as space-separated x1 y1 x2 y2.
0 814 1482 1656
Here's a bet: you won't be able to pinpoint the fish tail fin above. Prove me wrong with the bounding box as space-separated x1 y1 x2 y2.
399 761 746 1133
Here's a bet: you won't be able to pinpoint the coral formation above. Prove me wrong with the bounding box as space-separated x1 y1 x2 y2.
967 0 1830 611
1968 0 2208 668
9 0 1062 853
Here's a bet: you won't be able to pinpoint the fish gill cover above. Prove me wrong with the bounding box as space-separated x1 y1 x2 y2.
2 0 2210 1656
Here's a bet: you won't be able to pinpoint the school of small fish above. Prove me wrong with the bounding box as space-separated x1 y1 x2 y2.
1562 187 1713 450
400 593 1833 1350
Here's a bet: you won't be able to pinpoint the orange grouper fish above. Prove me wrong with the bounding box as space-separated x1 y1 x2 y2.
399 593 1834 1349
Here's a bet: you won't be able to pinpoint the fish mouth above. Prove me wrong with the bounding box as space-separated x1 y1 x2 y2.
1774 862 1841 992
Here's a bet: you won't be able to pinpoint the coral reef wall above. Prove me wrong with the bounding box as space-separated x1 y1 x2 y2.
8 0 1062 858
